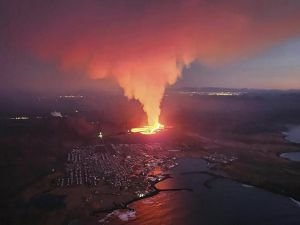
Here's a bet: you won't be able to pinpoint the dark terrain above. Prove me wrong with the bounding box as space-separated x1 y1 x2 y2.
1 88 300 225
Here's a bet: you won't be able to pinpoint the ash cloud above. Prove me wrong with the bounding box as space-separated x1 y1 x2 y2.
4 0 300 125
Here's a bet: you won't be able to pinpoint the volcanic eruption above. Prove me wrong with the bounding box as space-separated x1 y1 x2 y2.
8 0 300 135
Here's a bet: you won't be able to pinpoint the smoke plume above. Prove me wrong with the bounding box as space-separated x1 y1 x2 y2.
7 0 300 126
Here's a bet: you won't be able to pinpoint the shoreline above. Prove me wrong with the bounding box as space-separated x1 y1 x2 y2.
93 159 300 222
91 174 172 216
275 128 300 160
92 128 300 221
281 125 300 145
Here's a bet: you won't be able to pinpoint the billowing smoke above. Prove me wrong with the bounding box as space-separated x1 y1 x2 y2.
7 0 300 126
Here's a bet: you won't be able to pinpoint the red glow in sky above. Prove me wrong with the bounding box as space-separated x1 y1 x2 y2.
2 0 300 124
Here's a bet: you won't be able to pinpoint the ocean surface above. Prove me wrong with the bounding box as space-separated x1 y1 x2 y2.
102 158 300 225
281 125 300 162
280 152 300 162
284 125 300 144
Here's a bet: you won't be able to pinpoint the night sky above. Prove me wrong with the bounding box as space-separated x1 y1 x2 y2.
1 0 300 93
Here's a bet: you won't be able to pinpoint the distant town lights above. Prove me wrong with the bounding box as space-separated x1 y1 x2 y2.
10 116 29 120
59 95 83 98
137 193 145 198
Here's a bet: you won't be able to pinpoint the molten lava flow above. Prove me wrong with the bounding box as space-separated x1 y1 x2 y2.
131 123 164 135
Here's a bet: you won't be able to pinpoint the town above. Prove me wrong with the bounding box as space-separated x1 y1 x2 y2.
56 143 178 196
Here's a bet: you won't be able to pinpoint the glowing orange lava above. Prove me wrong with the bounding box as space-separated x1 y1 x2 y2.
131 123 164 135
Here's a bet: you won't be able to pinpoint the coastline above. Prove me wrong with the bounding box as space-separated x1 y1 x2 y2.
94 156 300 223
91 174 172 216
74 127 300 223
281 125 300 144
276 126 300 160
